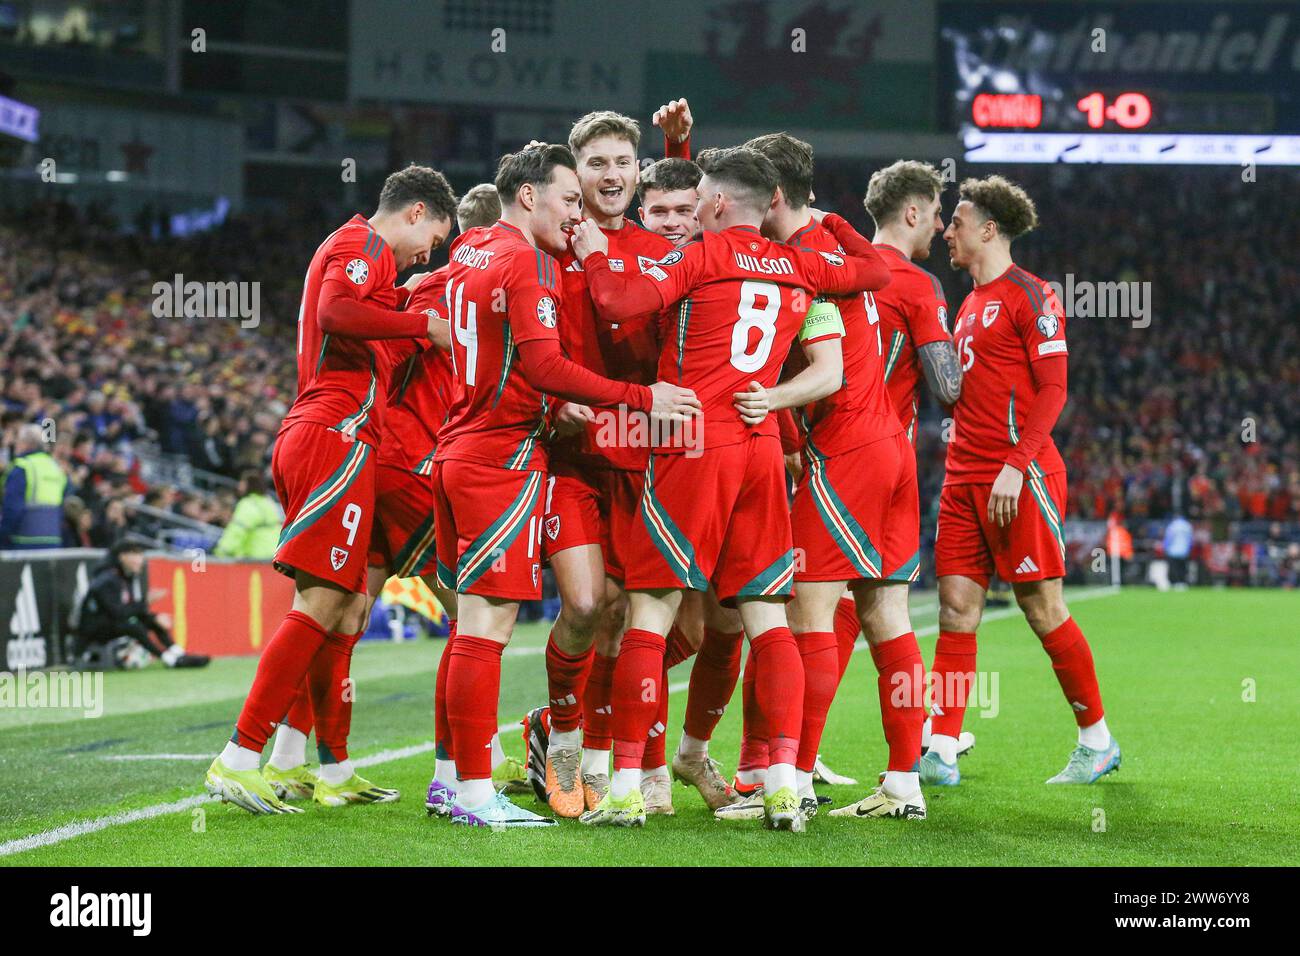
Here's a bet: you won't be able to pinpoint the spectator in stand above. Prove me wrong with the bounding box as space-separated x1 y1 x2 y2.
63 494 94 547
89 497 130 548
214 469 284 559
0 423 68 549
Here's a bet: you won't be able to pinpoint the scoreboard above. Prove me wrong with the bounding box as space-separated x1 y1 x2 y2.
938 1 1300 164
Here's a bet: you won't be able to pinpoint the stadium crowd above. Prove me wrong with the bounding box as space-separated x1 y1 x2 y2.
0 198 313 548
2 165 1297 582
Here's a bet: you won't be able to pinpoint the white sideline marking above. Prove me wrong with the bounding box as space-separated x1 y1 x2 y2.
0 796 209 858
1 587 1118 858
355 741 437 768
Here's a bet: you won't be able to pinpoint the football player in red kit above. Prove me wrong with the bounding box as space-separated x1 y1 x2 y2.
403 185 532 812
727 134 928 823
858 160 976 770
205 165 458 815
432 144 699 828
534 110 691 819
629 147 747 815
522 139 748 818
569 146 891 831
928 175 1118 786
263 190 511 808
865 161 963 444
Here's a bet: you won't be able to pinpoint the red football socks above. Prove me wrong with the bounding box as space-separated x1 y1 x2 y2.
282 678 313 735
434 622 456 760
234 609 329 752
1039 617 1105 727
610 628 666 771
664 624 696 670
582 651 617 751
545 632 594 733
794 631 839 772
446 635 504 780
309 628 363 763
737 647 769 772
929 630 978 739
642 660 670 769
683 627 743 741
748 627 804 767
870 631 925 772
833 595 861 680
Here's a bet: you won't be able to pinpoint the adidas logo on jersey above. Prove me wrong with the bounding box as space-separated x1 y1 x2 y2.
1015 555 1039 575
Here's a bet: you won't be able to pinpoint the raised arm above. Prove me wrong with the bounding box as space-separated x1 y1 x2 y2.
653 97 693 159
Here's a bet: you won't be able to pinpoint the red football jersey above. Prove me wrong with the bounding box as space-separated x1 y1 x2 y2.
782 218 902 458
874 243 951 444
945 264 1067 485
281 215 402 449
380 266 455 475
643 225 861 452
434 221 564 471
553 219 675 471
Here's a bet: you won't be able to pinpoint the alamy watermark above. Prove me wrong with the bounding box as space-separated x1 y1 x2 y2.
152 274 260 328
1047 274 1152 329
50 885 151 936
0 668 104 718
889 664 1000 719
592 408 704 458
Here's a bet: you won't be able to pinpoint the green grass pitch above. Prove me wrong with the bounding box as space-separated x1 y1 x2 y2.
1 587 1295 866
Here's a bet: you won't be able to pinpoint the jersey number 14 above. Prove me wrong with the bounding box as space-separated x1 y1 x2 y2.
447 278 479 387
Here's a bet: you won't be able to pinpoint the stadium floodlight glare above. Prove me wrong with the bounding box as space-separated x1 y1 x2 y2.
106 170 129 182
963 130 1300 166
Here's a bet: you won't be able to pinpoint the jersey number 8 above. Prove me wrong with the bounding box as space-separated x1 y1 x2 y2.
730 280 780 373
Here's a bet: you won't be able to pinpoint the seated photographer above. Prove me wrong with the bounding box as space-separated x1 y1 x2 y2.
75 538 211 669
